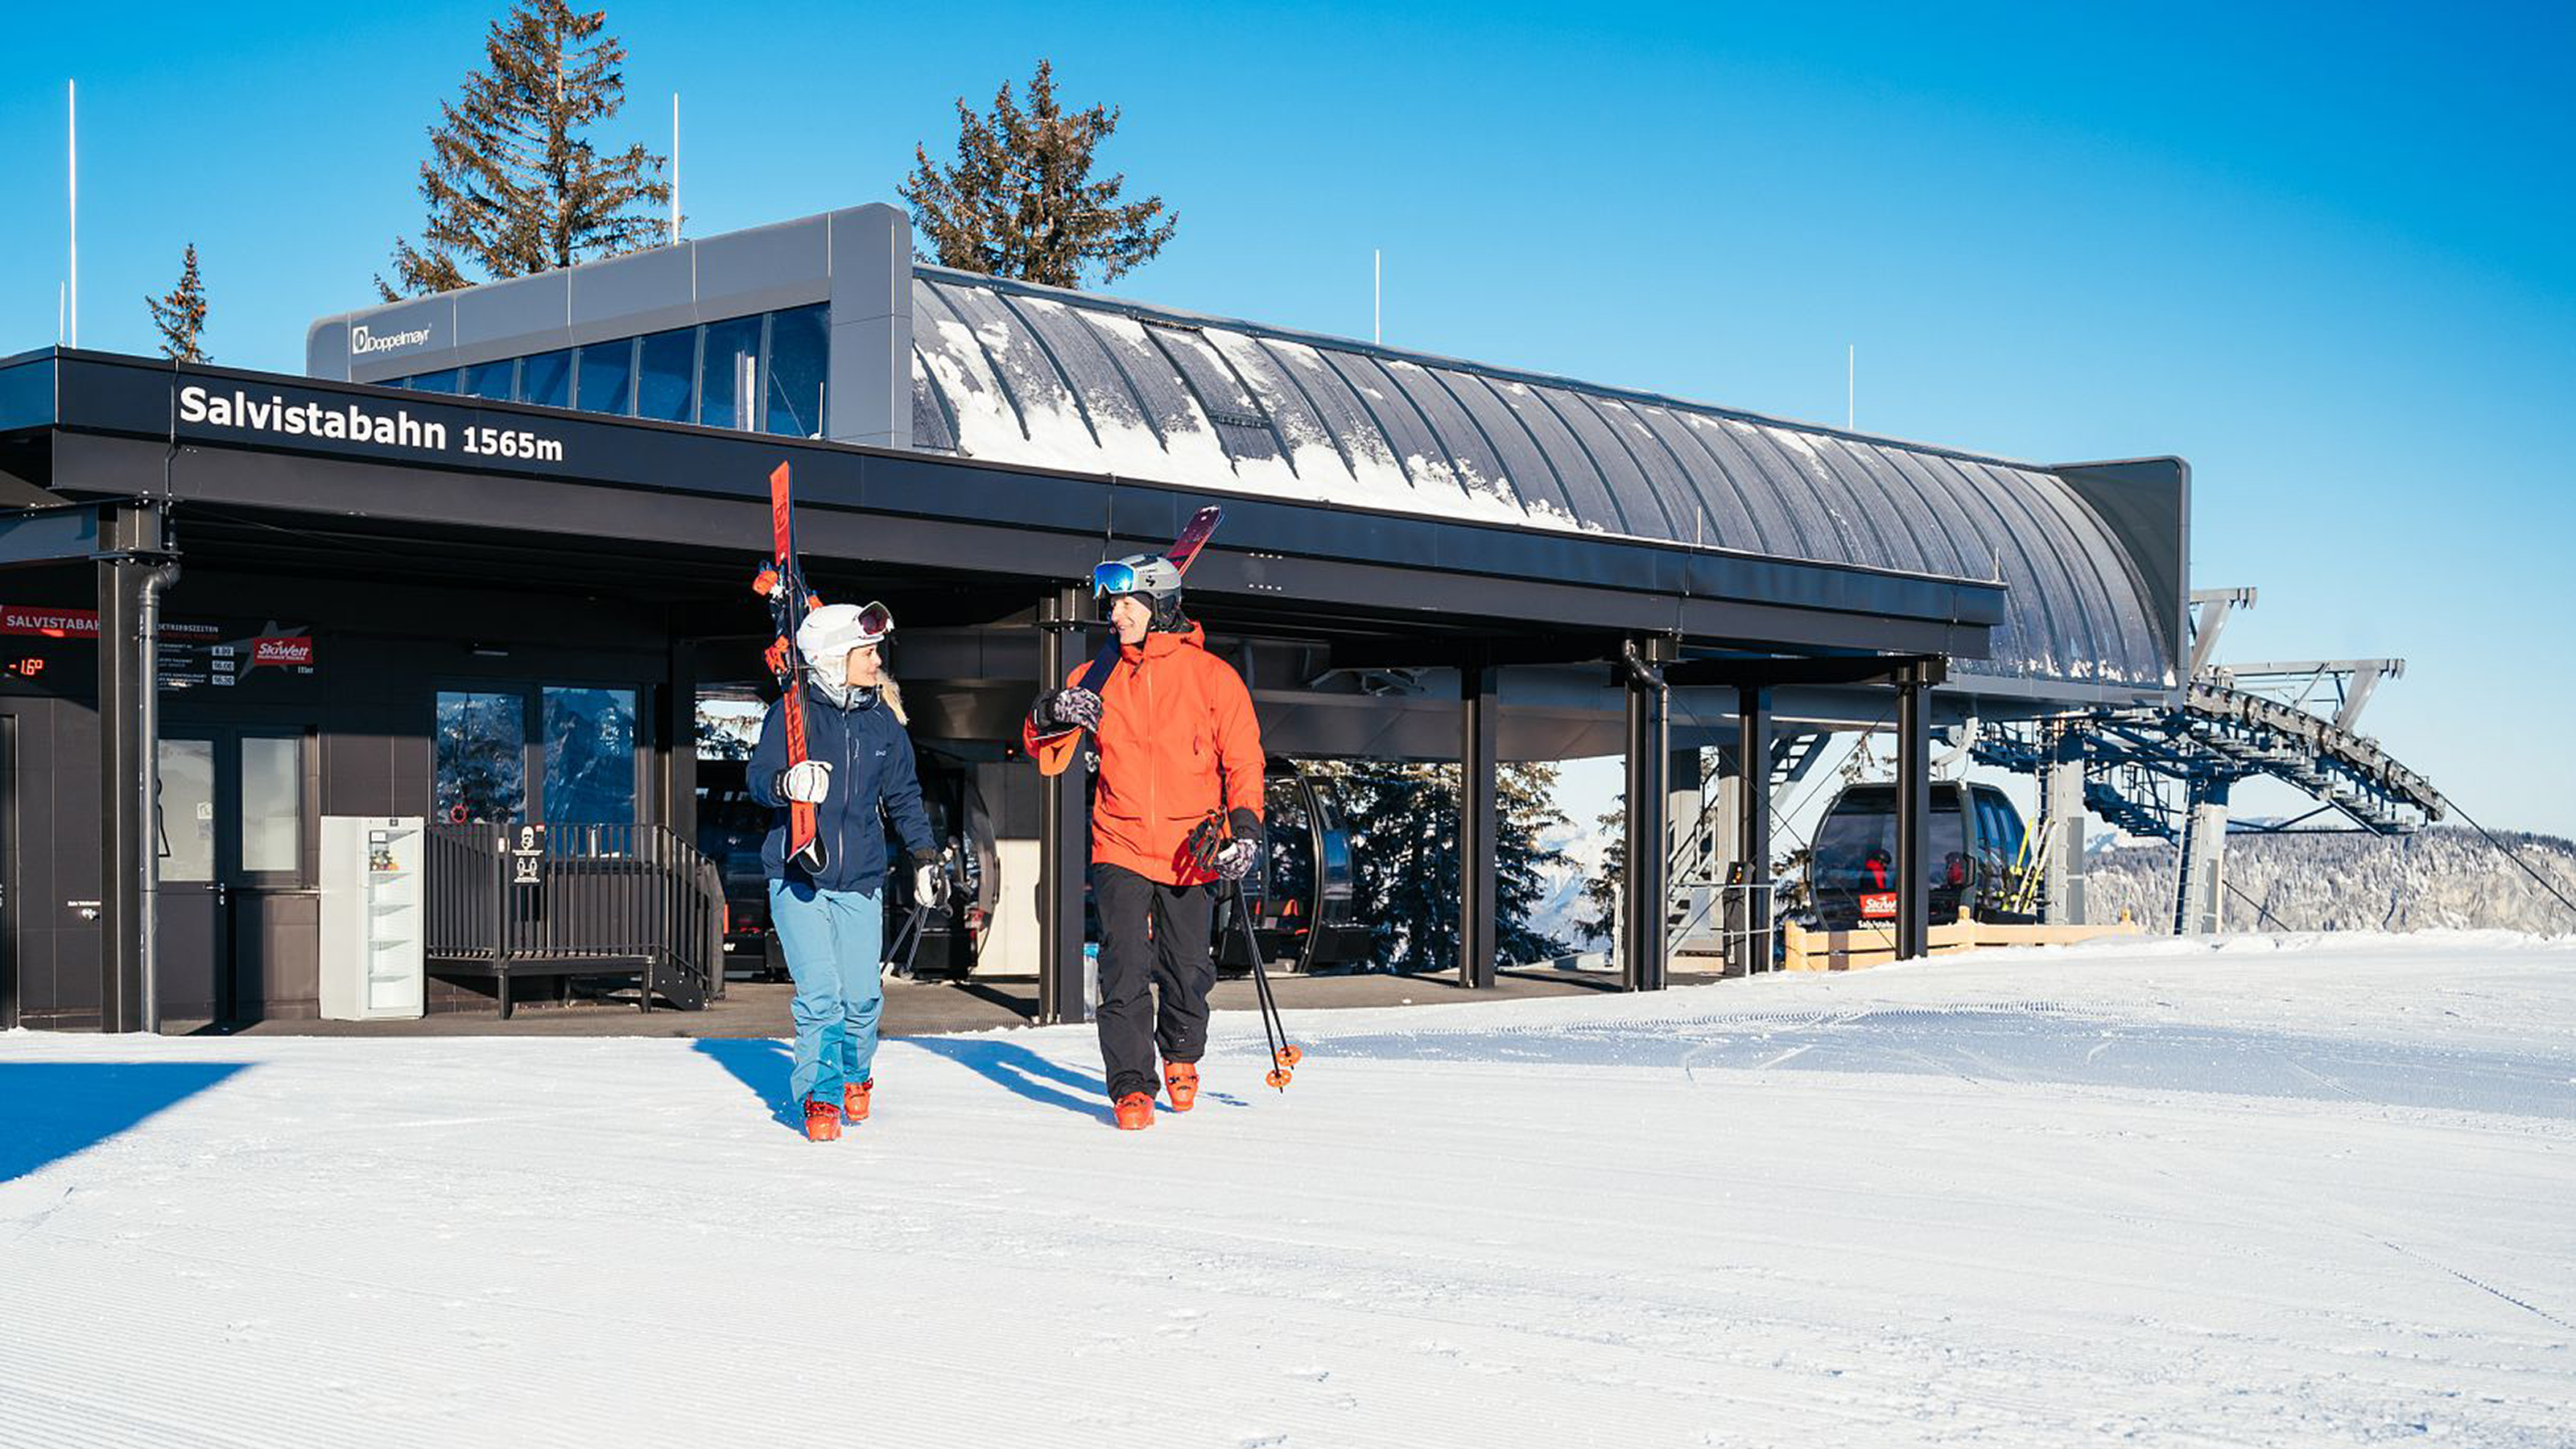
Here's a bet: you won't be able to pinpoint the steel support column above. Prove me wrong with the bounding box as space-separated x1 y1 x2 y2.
1895 662 1932 961
1457 656 1498 989
1733 685 1773 976
96 504 165 1033
1035 588 1091 1025
2041 724 2087 925
2174 777 2233 935
1620 637 1674 991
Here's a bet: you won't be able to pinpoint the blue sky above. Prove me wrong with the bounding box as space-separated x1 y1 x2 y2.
5 1 2570 836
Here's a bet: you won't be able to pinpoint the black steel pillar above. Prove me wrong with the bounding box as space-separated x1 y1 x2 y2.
1620 636 1674 991
1895 661 1932 961
1457 655 1498 989
1733 685 1773 976
659 636 699 838
97 505 162 1033
1035 588 1091 1025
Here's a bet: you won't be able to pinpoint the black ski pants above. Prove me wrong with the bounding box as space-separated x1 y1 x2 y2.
1092 863 1215 1100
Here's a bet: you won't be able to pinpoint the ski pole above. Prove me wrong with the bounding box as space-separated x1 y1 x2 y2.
1231 874 1302 1089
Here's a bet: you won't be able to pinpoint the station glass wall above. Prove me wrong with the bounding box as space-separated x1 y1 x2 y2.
389 303 827 438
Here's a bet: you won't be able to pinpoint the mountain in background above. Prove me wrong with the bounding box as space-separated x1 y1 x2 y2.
2081 827 2576 935
1522 820 2576 952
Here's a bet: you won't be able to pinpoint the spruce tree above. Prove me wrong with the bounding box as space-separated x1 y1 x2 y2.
901 59 1177 288
1309 759 1571 973
146 244 210 362
378 0 670 300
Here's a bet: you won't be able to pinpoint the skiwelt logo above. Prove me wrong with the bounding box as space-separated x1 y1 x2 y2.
253 637 315 666
349 324 432 356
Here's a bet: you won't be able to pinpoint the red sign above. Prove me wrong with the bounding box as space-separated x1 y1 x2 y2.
0 605 97 638
1860 892 1897 920
252 637 315 666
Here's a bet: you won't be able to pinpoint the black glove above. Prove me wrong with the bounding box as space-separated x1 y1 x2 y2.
1029 687 1103 733
1213 807 1264 881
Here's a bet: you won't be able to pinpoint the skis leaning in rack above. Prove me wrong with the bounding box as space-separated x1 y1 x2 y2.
752 461 827 874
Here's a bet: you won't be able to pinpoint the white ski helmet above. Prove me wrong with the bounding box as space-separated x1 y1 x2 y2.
797 601 893 683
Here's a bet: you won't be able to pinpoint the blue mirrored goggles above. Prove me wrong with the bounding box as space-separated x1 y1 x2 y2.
1091 561 1143 597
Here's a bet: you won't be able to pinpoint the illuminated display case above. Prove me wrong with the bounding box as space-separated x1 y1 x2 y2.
320 815 425 1020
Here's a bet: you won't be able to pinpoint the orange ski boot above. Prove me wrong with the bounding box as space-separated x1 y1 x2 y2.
1162 1062 1199 1113
1113 1092 1156 1130
803 1100 843 1142
844 1079 873 1124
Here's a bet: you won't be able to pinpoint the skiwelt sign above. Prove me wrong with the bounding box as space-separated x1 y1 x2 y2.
176 384 571 465
0 606 319 690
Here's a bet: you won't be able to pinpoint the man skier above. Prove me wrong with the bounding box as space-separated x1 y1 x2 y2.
1025 552 1265 1130
751 601 943 1142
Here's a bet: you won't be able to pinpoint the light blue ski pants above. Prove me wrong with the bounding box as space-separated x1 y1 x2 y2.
769 878 885 1108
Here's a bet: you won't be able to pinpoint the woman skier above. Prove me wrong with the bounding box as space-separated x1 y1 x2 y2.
752 601 943 1142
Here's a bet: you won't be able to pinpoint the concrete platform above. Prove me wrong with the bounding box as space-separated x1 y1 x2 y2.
221 964 1721 1039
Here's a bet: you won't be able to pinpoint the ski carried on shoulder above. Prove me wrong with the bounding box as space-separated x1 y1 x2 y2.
752 461 827 874
1038 506 1224 746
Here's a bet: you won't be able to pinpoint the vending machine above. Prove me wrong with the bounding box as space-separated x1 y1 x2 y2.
320 816 426 1020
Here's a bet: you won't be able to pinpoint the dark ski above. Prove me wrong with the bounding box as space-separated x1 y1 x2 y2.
1074 505 1224 700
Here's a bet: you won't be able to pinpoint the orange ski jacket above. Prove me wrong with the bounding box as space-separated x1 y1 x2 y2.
1023 624 1265 886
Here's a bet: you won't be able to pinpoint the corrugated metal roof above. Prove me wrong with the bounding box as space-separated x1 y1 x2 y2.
907 267 2169 689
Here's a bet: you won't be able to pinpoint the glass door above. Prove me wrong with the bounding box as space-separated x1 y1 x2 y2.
155 736 224 1022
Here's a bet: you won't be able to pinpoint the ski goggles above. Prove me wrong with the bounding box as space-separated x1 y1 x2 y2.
853 601 894 642
1091 560 1146 597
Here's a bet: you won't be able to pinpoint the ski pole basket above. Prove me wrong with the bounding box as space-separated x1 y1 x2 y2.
424 822 724 1018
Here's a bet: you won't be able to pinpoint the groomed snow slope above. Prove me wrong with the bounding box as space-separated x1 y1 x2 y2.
5 932 2572 1447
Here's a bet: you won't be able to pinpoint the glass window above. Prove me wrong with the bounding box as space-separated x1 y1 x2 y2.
156 738 217 883
764 303 828 438
576 338 636 416
436 689 527 823
543 687 637 824
1810 790 1966 893
462 359 515 401
406 369 460 394
519 349 572 409
636 328 695 422
699 316 761 430
241 736 303 874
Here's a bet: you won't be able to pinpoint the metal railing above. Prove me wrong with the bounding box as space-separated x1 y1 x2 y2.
425 822 723 1017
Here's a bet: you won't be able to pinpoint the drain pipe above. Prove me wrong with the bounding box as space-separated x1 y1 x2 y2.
138 535 177 1032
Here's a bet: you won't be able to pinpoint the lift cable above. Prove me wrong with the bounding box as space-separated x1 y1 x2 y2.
2434 791 2576 927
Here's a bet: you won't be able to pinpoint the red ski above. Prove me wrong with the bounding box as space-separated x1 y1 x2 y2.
752 461 827 874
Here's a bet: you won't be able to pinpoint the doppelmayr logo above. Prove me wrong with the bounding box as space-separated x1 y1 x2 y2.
349 323 432 357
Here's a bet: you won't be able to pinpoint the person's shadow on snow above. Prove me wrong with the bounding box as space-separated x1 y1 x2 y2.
904 1037 1121 1125
692 1038 804 1133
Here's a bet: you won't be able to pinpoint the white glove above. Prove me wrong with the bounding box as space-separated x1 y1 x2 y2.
913 861 945 908
777 760 832 804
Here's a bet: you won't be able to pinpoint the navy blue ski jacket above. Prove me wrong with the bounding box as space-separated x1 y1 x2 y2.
749 683 936 894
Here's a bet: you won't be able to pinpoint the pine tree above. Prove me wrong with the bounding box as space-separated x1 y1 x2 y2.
1308 760 1571 973
146 244 210 362
901 59 1177 288
378 0 670 300
1579 795 1624 947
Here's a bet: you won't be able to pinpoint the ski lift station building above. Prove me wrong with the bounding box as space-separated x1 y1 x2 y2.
0 204 2186 1032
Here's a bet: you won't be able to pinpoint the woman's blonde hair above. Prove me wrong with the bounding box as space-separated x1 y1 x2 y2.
878 675 909 726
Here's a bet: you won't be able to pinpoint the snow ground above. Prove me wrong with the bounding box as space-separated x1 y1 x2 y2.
4 931 2572 1448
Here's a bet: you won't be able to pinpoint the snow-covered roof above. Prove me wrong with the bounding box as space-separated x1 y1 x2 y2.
908 267 2175 691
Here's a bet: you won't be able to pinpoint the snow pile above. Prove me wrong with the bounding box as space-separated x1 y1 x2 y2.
5 932 2572 1447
